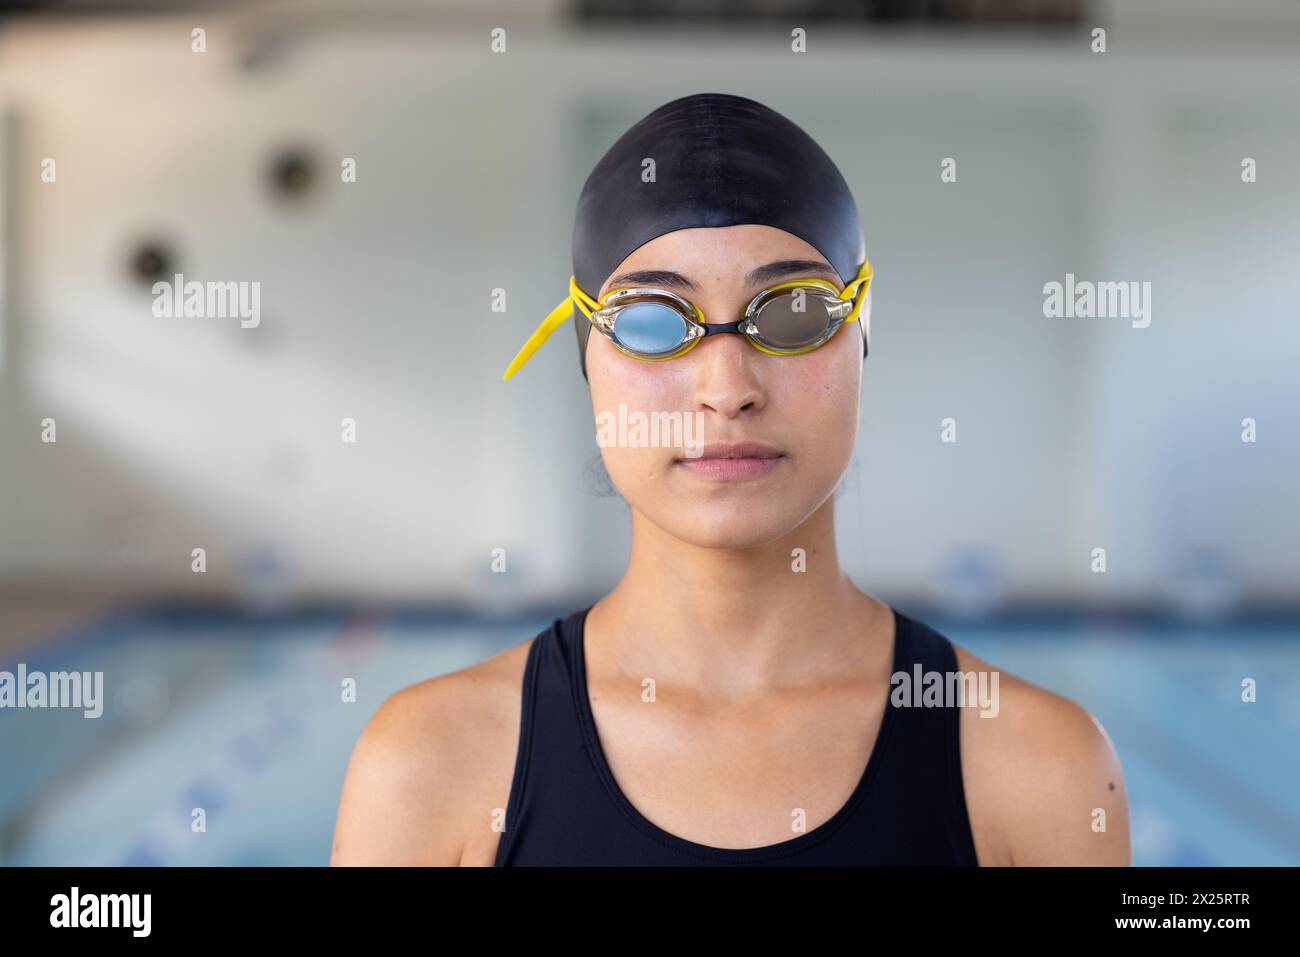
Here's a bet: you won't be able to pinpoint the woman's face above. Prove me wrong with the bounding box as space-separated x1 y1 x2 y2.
587 224 867 549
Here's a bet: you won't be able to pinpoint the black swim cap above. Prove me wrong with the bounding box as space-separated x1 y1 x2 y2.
570 92 867 379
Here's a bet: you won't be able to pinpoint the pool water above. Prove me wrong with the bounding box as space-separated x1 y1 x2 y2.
2 608 1297 866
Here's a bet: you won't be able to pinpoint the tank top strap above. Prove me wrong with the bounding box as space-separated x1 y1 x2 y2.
493 609 593 866
886 610 980 865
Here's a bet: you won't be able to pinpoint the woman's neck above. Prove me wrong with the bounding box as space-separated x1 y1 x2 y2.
586 496 889 693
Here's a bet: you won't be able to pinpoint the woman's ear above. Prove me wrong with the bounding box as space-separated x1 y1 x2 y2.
584 452 623 501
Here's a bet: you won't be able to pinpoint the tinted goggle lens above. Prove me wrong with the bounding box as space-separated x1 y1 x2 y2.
750 290 838 348
611 301 690 355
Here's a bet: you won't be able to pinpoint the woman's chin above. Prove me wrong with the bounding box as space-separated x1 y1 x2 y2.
652 509 799 550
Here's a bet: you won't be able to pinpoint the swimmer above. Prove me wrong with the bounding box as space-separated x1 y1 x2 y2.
331 92 1131 867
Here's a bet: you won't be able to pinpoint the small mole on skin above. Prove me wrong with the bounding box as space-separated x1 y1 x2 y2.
1108 781 1115 791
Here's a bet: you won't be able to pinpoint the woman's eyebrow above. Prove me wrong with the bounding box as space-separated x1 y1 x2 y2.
603 259 840 294
745 259 841 287
604 269 698 292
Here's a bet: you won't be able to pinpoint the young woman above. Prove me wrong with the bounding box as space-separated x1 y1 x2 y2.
331 93 1131 866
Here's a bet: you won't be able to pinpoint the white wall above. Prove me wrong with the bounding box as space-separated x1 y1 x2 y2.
0 7 1296 608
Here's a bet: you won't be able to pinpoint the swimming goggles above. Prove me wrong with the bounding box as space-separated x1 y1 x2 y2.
502 258 873 381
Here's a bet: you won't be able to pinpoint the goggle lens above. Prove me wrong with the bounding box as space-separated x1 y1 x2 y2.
750 290 837 349
612 301 690 355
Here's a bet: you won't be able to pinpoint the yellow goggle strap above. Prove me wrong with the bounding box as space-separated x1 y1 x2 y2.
840 257 873 326
500 278 599 382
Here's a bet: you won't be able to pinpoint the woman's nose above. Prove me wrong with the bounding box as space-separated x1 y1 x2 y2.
687 332 767 418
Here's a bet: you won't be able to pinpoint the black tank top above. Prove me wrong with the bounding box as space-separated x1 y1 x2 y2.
494 605 980 866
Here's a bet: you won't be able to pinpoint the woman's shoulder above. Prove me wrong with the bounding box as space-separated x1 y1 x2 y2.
930 624 1131 866
330 618 555 866
899 609 1108 736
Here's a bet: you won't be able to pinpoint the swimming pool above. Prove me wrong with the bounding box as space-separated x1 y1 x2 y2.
2 607 1296 866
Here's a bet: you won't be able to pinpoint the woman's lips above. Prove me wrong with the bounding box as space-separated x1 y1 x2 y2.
675 442 785 480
